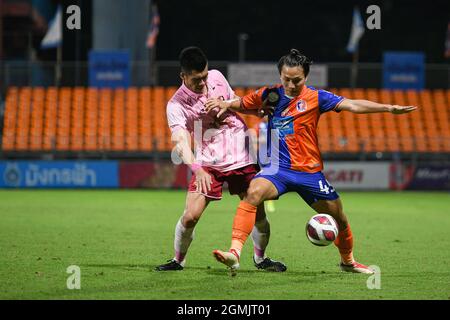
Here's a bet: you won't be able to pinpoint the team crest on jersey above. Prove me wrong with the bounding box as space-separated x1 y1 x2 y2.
296 100 307 112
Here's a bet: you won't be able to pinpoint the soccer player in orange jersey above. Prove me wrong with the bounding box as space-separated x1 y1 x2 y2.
205 49 417 274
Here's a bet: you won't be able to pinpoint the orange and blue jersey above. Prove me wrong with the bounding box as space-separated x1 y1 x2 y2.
242 85 344 173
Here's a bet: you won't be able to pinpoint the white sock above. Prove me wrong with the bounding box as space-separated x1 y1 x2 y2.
174 218 195 267
251 218 270 264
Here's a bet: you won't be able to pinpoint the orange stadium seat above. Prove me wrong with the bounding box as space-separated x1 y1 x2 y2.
328 105 347 153
111 88 125 151
420 90 440 152
98 88 112 151
406 90 428 152
317 112 332 153
378 90 400 152
84 88 99 151
2 87 19 151
70 87 85 151
2 87 448 154
139 88 153 152
341 108 360 152
150 87 166 151
433 90 450 152
392 90 414 152
55 88 71 151
15 87 32 151
125 88 139 151
366 89 387 152
42 87 57 151
164 87 178 151
336 89 361 152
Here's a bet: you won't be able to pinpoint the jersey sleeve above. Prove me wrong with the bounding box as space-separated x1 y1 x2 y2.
241 87 268 110
166 101 187 134
318 89 345 113
209 69 235 99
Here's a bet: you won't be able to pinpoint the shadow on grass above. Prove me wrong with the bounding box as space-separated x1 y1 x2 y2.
82 263 347 279
82 264 151 271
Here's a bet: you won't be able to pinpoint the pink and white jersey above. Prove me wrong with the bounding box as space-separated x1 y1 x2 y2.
166 70 254 172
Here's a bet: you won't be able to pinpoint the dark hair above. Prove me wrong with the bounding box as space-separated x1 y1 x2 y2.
179 46 208 74
277 49 312 77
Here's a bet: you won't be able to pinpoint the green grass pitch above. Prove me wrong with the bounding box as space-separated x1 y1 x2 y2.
0 190 449 300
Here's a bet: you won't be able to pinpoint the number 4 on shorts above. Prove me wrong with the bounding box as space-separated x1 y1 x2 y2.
319 180 330 194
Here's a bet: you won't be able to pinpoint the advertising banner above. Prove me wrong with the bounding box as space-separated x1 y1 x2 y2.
383 51 425 90
390 164 450 190
323 162 390 190
88 50 130 88
228 63 328 88
119 162 188 189
0 161 119 188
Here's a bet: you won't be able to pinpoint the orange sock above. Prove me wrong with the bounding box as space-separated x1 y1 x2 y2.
230 201 257 256
334 224 354 265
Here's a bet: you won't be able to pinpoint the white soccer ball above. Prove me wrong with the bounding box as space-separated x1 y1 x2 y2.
305 214 339 246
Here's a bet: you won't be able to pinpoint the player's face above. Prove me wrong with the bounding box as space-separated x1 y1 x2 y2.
280 66 307 97
181 66 209 94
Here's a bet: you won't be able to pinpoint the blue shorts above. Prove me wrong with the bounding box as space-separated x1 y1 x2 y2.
255 167 339 206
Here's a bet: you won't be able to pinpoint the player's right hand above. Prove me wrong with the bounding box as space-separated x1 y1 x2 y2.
389 105 418 114
195 168 212 194
258 98 275 117
205 98 230 118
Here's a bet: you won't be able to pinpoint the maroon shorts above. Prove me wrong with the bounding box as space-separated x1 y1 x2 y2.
188 164 259 200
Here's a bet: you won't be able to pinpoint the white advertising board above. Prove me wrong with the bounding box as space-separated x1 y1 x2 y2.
323 162 390 190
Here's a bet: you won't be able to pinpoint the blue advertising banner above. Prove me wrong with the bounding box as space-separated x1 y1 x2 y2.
0 161 119 188
88 50 130 88
405 165 450 190
383 52 425 90
390 164 450 190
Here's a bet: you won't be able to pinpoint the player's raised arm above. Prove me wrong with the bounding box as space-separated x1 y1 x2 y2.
336 99 418 114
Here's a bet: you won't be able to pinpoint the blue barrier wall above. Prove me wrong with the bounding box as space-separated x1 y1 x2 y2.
0 161 119 188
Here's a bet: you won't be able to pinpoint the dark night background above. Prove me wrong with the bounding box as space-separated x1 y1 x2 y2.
155 0 449 63
54 0 450 63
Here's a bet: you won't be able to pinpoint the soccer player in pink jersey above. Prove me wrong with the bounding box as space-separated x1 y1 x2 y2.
155 47 286 272
206 49 417 274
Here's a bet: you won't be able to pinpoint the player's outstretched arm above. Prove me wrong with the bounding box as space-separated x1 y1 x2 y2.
336 99 418 114
205 96 271 118
204 97 244 117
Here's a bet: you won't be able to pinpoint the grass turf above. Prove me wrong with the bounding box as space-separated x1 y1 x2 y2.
0 190 449 300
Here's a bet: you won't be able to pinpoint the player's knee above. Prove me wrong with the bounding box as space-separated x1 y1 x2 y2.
245 185 265 206
182 211 200 228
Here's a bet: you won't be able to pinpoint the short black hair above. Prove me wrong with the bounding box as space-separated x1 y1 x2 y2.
179 47 208 74
277 49 312 77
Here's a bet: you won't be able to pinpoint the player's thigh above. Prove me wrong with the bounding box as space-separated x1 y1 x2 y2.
244 178 279 206
311 198 349 230
182 192 211 226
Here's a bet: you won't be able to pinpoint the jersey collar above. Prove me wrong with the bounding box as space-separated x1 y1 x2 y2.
180 82 211 100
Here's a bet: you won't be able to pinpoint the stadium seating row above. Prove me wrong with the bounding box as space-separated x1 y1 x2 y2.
2 87 449 153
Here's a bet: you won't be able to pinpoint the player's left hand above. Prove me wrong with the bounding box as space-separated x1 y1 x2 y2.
389 105 418 114
205 98 229 118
